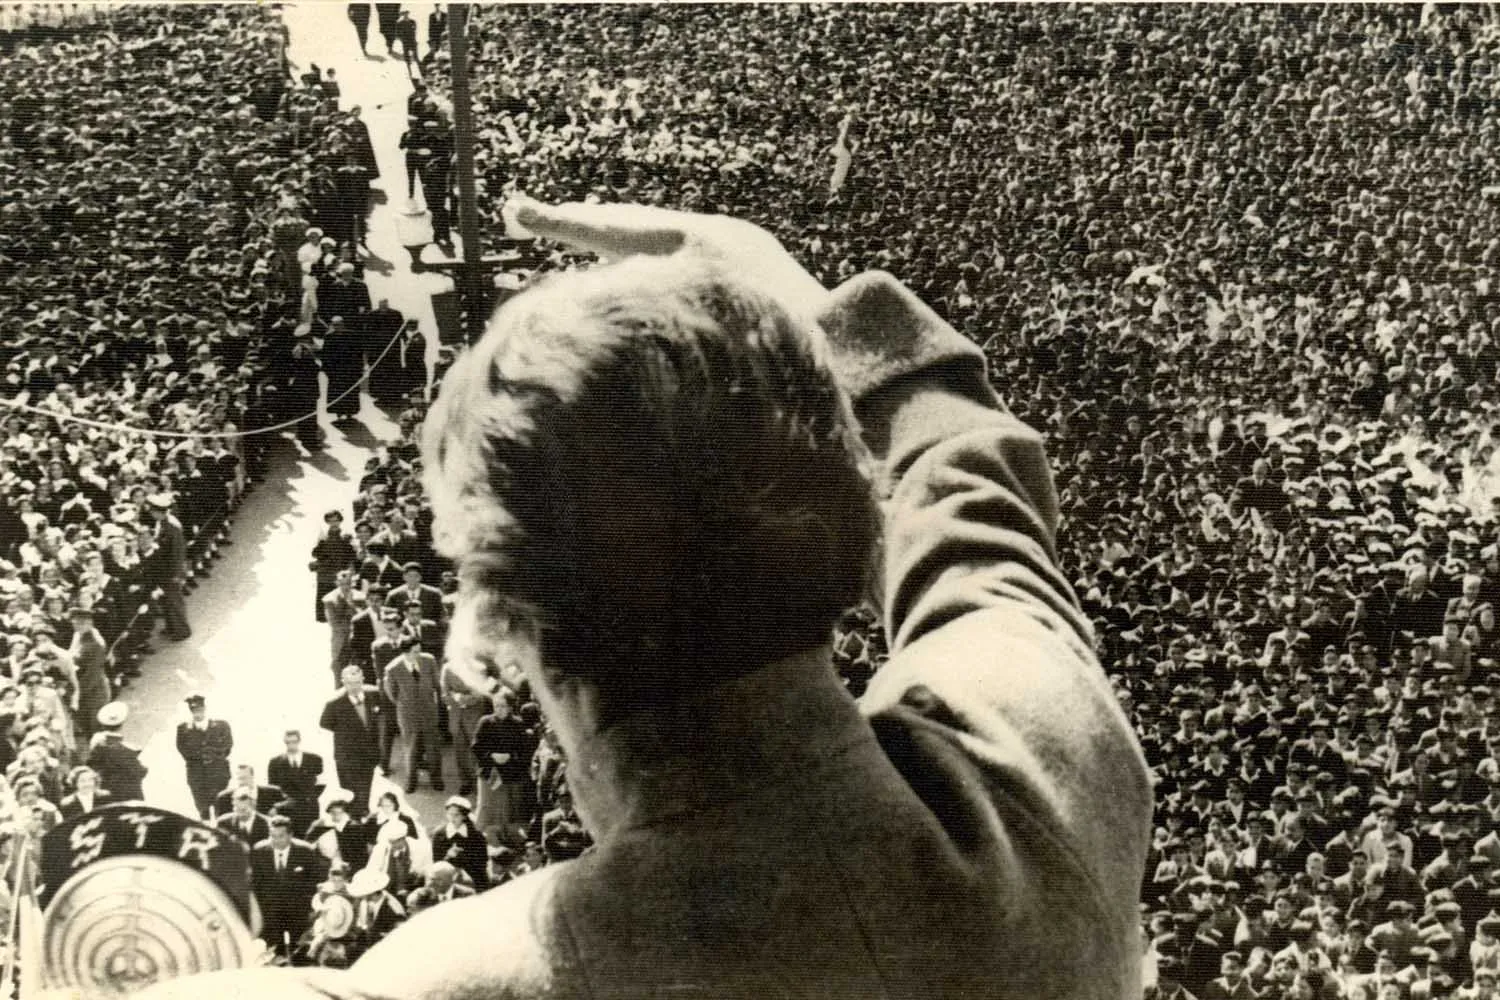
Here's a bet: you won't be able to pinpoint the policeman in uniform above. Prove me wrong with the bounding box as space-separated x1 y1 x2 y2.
176 694 234 820
86 702 148 802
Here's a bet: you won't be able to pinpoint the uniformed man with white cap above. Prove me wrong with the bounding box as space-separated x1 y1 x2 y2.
85 701 148 801
148 492 192 642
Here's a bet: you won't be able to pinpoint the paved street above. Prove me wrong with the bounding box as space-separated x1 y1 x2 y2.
120 3 460 832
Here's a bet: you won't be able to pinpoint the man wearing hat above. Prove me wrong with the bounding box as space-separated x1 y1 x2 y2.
67 604 111 741
176 693 234 820
85 701 146 802
304 859 356 967
540 784 592 864
430 795 488 891
311 510 357 624
147 492 191 642
345 868 405 962
1368 900 1424 968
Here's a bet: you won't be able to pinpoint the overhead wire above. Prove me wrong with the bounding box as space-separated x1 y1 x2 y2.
0 314 425 441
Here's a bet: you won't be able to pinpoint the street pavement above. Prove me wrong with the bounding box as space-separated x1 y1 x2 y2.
119 2 460 832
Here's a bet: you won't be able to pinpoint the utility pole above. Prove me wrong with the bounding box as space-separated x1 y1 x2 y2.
447 2 486 344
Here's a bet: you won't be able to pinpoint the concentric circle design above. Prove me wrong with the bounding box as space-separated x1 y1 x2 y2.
41 855 258 994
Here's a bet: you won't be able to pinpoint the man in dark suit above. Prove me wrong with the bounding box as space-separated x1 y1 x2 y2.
216 787 271 846
1200 950 1258 1000
374 2 400 53
343 585 390 681
396 601 445 661
1390 565 1450 655
87 702 147 802
267 729 325 835
320 665 393 816
540 785 592 864
368 610 403 685
147 493 191 641
387 563 445 622
176 694 234 820
251 816 325 959
212 763 286 819
394 9 419 76
358 542 404 591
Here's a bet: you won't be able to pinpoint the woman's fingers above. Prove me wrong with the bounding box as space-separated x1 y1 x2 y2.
507 195 689 257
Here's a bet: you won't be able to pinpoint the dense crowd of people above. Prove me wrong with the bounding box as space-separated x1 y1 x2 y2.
11 1 1500 993
0 4 402 970
411 5 1500 997
274 59 588 967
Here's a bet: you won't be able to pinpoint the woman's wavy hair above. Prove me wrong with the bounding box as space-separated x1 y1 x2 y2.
424 256 878 715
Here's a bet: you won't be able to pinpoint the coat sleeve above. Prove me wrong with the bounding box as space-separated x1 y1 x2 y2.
319 698 338 734
823 272 1152 943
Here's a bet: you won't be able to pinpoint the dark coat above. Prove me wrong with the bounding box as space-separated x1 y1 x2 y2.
430 820 490 891
312 531 358 594
177 719 235 784
307 818 372 872
267 752 326 831
386 583 444 622
216 811 272 847
58 789 114 821
86 736 147 801
319 686 392 774
213 783 286 819
251 838 325 947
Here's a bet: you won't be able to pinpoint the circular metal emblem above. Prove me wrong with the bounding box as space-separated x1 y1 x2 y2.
41 854 258 994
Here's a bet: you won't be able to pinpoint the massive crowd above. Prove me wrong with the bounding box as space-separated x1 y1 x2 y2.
9 2 1500 994
0 4 408 970
409 5 1500 997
